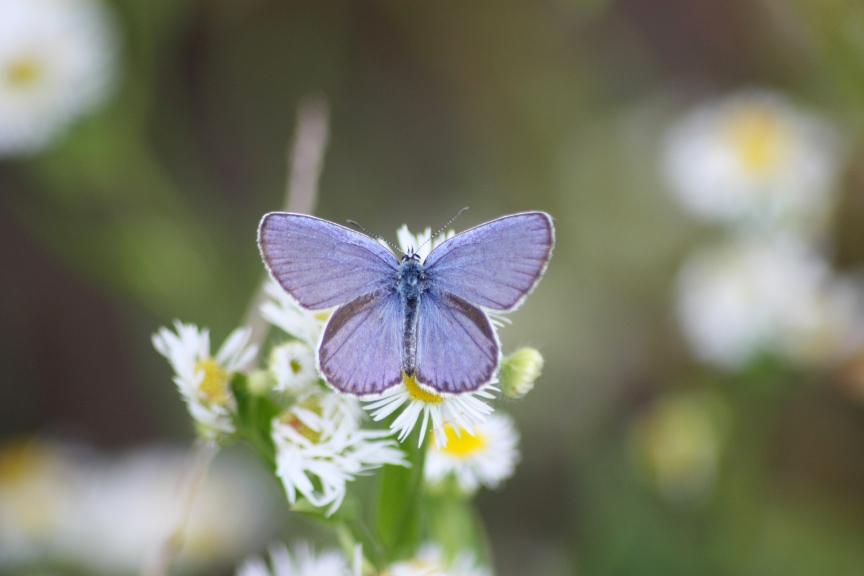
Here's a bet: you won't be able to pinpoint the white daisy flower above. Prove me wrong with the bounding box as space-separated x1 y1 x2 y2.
392 225 456 262
676 237 864 370
0 0 117 156
152 322 258 439
269 341 319 396
425 413 520 494
384 544 491 576
272 392 407 516
363 375 497 449
663 90 844 235
261 279 330 346
237 542 352 576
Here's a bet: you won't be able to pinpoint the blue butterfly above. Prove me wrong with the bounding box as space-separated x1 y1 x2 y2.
258 212 554 395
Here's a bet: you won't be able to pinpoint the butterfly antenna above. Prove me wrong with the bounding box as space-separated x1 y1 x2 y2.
417 207 469 252
347 219 403 255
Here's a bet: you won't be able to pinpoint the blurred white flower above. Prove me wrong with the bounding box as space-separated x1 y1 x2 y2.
0 441 276 574
363 374 497 448
384 544 491 576
391 225 456 262
0 0 117 156
153 321 258 439
676 237 864 369
0 440 79 563
663 90 844 234
261 279 330 346
426 413 520 494
237 542 353 576
272 392 407 516
632 392 728 505
269 341 319 396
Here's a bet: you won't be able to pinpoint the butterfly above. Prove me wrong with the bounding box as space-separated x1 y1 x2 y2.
258 212 554 396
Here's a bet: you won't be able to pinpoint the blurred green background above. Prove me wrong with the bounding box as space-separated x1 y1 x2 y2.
5 0 864 574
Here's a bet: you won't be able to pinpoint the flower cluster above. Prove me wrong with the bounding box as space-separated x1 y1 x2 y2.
663 89 863 370
154 222 543 575
272 392 407 515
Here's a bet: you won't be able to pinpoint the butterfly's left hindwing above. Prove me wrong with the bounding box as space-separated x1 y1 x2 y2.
259 213 399 310
318 290 404 395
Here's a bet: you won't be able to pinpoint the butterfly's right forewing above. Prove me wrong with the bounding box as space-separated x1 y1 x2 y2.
318 290 404 395
259 213 399 309
423 212 554 311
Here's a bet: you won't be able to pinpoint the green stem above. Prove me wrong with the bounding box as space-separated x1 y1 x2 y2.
377 424 428 562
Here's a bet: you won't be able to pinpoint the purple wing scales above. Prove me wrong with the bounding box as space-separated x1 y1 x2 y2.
318 290 404 395
259 213 399 309
414 291 499 393
424 212 554 311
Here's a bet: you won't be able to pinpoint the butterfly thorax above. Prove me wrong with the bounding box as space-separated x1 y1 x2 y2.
397 257 429 376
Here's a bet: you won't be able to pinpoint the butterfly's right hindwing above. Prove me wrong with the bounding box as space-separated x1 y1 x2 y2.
258 213 399 310
414 290 499 393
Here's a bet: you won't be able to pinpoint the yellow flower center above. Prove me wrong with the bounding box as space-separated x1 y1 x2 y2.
724 104 791 175
290 359 303 374
5 57 42 88
194 358 230 404
404 373 443 404
438 424 486 457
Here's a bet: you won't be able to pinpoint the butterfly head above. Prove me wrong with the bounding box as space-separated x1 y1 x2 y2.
402 249 422 263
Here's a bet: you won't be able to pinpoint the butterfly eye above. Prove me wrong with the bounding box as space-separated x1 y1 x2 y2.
412 253 421 261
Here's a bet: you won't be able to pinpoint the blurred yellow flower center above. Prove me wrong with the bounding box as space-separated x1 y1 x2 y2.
0 441 42 486
404 373 443 404
439 424 486 457
6 57 42 88
282 409 322 443
724 105 790 174
195 358 230 404
290 359 303 374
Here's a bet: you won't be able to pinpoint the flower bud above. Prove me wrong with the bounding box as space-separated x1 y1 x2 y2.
246 369 274 396
500 347 544 399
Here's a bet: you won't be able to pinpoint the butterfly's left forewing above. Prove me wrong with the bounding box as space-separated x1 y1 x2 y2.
414 291 499 393
259 213 399 310
318 290 404 395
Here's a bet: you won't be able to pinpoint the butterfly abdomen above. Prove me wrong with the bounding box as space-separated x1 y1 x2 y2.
397 259 429 375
